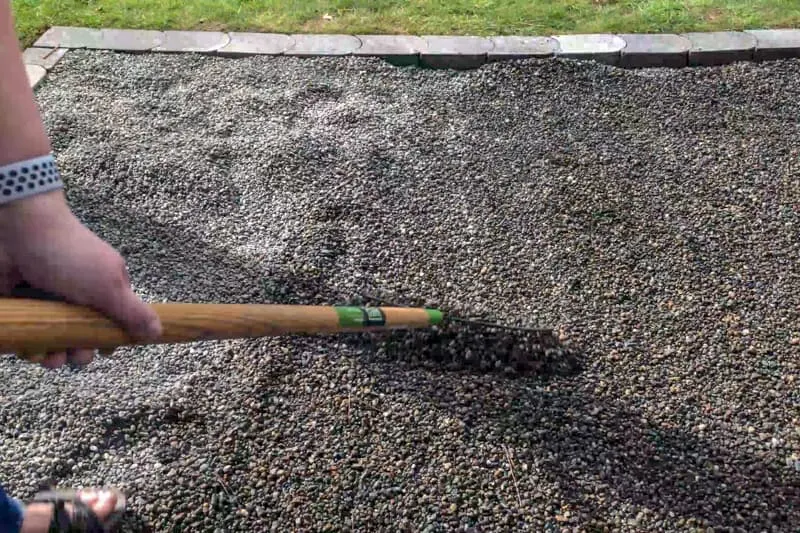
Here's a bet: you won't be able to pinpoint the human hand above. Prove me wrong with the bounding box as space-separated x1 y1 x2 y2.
0 190 162 368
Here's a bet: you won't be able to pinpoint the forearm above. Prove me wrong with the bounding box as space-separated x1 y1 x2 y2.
0 0 52 166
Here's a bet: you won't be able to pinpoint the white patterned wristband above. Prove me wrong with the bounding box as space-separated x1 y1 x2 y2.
0 154 63 205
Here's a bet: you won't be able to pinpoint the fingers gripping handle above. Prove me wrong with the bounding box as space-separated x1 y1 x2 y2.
0 297 445 355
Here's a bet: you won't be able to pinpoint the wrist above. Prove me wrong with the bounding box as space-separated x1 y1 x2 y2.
0 121 51 167
0 141 52 167
0 174 70 245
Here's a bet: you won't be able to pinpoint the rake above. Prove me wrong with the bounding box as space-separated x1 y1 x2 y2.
0 297 447 357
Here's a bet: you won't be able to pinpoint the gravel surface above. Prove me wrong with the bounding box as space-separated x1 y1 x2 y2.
1 49 799 531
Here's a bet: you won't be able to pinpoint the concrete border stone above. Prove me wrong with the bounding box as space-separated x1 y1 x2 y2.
33 26 163 51
217 32 294 57
152 31 230 53
26 64 47 88
34 26 103 48
618 33 691 68
97 29 164 52
24 25 800 80
553 34 625 65
488 36 557 60
23 47 68 70
745 29 800 61
682 31 756 66
420 36 494 69
285 34 361 56
354 35 427 66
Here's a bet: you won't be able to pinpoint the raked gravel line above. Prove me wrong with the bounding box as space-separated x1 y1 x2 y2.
1 49 800 531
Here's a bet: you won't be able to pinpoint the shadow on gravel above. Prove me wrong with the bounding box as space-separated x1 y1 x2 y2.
66 186 345 307
363 367 800 531
62 187 800 531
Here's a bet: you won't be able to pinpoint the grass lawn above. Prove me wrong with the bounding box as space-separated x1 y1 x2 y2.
12 0 800 48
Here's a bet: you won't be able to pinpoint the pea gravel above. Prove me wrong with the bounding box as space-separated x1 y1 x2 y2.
0 49 799 531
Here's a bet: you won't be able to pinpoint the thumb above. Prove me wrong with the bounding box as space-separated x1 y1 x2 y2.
88 262 163 342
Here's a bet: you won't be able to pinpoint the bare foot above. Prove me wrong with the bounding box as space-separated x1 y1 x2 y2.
21 488 125 532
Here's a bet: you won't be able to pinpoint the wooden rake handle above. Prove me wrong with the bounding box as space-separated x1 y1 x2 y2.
0 298 444 355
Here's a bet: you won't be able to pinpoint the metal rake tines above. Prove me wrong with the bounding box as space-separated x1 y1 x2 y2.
357 290 558 344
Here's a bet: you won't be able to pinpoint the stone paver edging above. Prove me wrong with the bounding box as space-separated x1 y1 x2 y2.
24 26 800 88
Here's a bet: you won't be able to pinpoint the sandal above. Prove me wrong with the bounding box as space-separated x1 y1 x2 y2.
27 485 127 532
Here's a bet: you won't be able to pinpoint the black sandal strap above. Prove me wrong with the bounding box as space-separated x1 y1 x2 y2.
48 500 71 533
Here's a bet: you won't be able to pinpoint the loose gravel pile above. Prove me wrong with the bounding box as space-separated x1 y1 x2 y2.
1 49 799 531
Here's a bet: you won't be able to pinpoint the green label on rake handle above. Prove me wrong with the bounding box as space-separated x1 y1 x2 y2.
335 307 387 328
